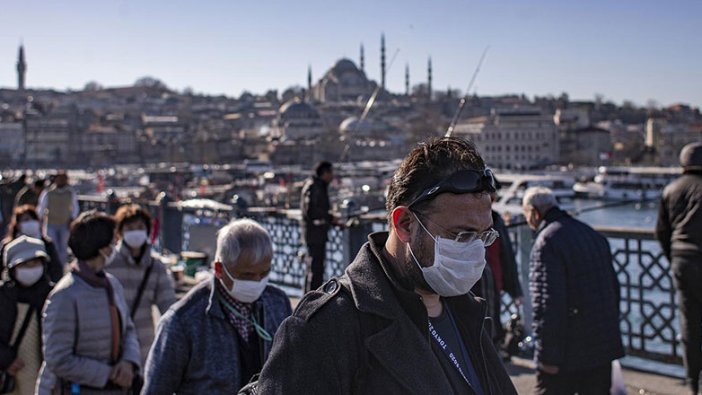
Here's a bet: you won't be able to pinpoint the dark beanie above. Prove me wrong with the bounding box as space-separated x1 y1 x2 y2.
680 142 702 169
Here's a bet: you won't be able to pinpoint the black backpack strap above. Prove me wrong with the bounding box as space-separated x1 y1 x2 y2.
130 262 155 319
11 305 36 353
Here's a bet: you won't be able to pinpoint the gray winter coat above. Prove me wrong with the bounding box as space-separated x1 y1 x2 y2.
105 241 176 363
36 272 141 395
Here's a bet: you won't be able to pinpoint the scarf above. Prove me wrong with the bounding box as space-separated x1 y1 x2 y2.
216 280 254 342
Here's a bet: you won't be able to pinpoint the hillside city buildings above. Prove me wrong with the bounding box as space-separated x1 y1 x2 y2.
1 40 701 169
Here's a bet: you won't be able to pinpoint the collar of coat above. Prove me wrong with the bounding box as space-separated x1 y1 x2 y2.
204 276 272 321
536 206 569 235
116 240 152 266
344 231 488 337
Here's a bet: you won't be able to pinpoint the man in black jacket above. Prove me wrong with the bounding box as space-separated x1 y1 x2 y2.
256 137 517 394
523 187 624 394
300 161 335 293
656 142 702 395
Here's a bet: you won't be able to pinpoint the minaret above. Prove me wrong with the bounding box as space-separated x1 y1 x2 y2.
306 65 312 101
360 44 365 73
17 45 27 91
380 34 386 90
427 57 433 101
307 65 312 92
405 64 410 96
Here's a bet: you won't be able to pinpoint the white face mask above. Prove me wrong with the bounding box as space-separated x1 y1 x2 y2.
123 230 148 248
221 263 269 303
19 220 42 239
100 244 118 265
15 266 44 287
408 214 487 297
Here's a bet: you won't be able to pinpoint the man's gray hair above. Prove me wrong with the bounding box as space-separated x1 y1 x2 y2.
214 219 273 267
522 186 558 213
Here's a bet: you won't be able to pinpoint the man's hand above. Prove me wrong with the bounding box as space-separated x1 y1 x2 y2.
538 362 559 375
514 296 523 306
6 358 25 375
109 361 134 388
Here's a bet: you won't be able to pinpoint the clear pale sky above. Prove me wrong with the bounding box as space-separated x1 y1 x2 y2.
1 0 700 108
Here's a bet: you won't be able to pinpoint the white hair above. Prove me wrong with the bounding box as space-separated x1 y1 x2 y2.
522 186 558 213
214 219 273 267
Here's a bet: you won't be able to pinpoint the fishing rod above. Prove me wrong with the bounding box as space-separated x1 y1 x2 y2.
445 46 490 137
340 48 401 162
505 197 659 228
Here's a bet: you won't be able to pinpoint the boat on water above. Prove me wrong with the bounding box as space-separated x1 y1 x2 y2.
573 166 681 201
492 174 577 219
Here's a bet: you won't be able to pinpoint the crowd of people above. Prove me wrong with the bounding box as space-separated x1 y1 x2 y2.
3 139 697 394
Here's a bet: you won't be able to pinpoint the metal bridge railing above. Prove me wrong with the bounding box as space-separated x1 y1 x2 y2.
78 197 681 366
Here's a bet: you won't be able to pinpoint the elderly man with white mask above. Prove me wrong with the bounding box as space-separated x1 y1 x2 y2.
142 219 292 395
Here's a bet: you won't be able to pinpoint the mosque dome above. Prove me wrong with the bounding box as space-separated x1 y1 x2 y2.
332 58 360 75
278 98 320 120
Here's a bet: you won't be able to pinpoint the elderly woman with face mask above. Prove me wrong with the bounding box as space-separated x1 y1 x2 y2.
37 211 141 395
0 205 63 283
0 236 53 395
142 219 292 395
105 204 176 365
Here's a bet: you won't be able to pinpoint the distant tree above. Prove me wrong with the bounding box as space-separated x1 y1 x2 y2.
134 76 168 89
281 86 304 102
182 86 194 96
83 81 103 91
264 89 279 103
239 91 255 102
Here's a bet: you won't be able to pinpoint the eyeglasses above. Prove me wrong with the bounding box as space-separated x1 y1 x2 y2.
415 213 500 246
408 168 497 209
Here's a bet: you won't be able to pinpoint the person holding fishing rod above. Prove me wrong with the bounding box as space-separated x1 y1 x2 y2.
300 161 342 293
656 142 702 395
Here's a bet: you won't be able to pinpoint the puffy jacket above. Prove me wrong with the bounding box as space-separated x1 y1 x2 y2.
105 241 176 363
529 207 624 371
37 272 141 395
656 171 702 260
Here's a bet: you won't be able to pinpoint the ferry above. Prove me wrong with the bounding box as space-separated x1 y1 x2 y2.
492 174 577 219
573 166 681 201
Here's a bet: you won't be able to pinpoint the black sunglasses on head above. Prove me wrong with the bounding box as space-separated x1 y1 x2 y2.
408 168 497 208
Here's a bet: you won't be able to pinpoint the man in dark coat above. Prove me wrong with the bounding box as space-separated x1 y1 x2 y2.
254 137 517 394
656 142 702 394
523 186 624 395
300 161 335 293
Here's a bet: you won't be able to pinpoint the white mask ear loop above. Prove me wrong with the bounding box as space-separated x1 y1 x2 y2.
412 212 436 241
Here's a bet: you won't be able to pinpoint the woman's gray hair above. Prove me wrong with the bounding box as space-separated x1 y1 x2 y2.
214 219 273 267
522 186 558 213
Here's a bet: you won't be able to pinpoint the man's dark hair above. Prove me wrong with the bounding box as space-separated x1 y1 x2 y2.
315 161 333 177
114 203 152 236
33 179 45 189
68 210 116 260
386 137 486 219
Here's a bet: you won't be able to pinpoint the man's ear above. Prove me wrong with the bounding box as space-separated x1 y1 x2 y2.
532 207 543 223
392 206 414 243
213 261 222 279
